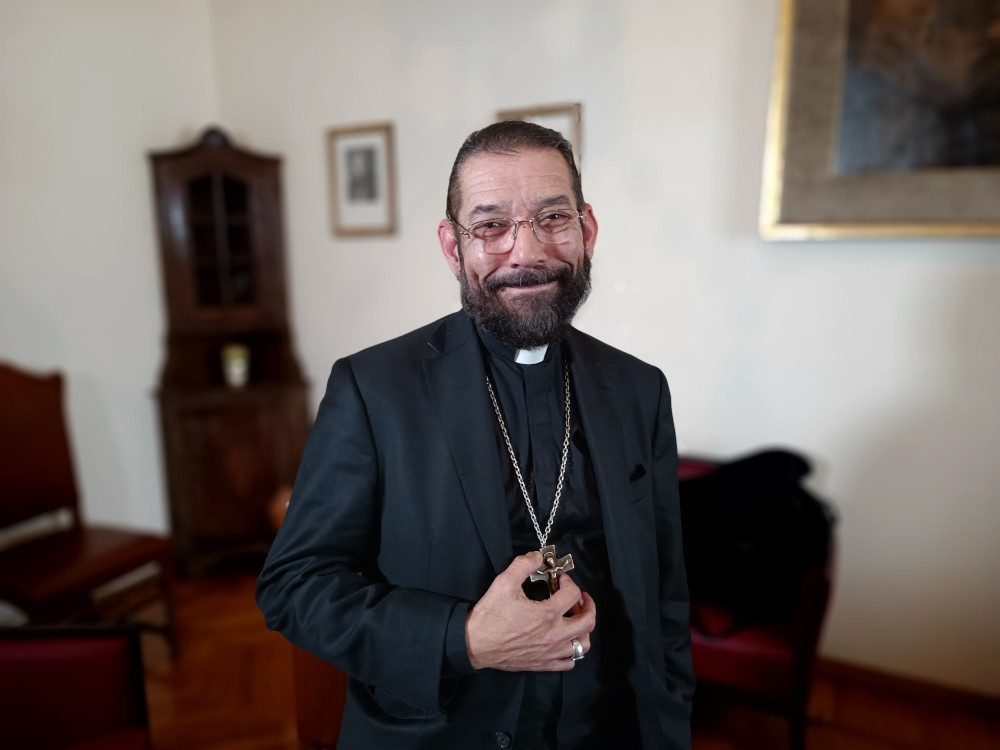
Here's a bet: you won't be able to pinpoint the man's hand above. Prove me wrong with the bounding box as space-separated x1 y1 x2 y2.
465 551 596 672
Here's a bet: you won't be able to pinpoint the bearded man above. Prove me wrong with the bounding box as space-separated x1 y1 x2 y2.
257 120 694 749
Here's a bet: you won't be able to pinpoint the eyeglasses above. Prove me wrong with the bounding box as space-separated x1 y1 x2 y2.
452 207 584 254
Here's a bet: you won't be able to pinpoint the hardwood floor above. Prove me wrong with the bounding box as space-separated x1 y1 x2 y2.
142 575 1000 750
142 575 298 750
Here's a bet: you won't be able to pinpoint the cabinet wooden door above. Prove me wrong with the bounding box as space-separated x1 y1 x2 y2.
160 387 307 577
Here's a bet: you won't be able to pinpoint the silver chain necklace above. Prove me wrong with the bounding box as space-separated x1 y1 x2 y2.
485 363 572 548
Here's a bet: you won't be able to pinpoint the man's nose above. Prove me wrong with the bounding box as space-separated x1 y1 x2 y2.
507 220 546 265
509 218 540 243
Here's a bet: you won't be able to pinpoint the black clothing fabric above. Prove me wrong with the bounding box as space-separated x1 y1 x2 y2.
477 328 639 748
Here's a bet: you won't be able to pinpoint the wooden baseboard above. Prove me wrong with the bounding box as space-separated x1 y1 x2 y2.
815 658 1000 718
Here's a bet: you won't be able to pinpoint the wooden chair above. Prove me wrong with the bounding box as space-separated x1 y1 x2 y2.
269 487 348 750
0 362 175 649
679 450 836 750
0 624 151 749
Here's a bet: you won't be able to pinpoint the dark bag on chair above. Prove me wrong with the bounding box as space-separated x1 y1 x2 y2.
680 449 834 634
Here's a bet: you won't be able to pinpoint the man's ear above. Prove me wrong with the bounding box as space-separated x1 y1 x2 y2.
438 219 462 278
581 204 598 260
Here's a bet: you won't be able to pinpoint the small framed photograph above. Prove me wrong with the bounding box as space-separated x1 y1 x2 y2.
497 102 582 166
326 122 397 237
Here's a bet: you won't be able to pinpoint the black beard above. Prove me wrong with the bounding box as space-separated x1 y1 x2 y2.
459 254 592 349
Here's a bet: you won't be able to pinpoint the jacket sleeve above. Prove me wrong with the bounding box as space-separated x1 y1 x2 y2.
255 357 470 718
652 372 696 744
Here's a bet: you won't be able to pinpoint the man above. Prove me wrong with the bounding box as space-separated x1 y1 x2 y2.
256 120 694 749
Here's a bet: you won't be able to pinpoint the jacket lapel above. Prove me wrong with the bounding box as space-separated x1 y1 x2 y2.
422 312 513 575
421 316 648 600
568 331 649 628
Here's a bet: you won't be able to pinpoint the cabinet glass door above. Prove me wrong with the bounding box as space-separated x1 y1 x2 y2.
186 172 257 308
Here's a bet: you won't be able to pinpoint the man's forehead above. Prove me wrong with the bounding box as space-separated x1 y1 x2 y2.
457 148 573 217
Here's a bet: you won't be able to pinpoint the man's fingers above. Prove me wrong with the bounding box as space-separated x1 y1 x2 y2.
572 602 593 653
559 590 596 637
555 572 581 599
499 551 544 585
547 575 584 613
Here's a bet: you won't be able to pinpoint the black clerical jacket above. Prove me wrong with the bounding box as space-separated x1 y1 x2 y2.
256 311 694 749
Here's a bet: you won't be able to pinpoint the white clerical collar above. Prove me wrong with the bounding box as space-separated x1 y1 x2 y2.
514 345 548 365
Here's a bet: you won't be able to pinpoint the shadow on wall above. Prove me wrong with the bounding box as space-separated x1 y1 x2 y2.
839 269 1000 695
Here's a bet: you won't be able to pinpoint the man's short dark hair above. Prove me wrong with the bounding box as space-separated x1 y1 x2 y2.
446 120 584 222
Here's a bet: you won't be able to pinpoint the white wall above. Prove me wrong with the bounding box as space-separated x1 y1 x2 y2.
1 0 997 699
209 0 1000 696
0 0 219 530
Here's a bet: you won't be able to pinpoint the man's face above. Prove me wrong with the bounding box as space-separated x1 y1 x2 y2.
437 148 598 349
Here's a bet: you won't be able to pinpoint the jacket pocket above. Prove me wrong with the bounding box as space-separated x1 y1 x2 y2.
369 684 439 720
629 463 650 502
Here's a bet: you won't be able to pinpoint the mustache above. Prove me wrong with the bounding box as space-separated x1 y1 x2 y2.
484 266 569 292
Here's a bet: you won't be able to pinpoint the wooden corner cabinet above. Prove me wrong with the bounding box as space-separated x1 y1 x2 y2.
151 127 308 577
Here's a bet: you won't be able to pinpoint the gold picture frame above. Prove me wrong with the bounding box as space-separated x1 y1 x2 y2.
327 122 397 237
497 102 582 167
760 0 1000 240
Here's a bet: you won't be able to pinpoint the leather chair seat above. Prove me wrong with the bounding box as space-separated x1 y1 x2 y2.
0 627 151 749
0 527 170 611
691 601 794 701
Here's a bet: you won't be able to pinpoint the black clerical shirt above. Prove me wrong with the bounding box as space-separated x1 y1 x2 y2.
476 327 639 750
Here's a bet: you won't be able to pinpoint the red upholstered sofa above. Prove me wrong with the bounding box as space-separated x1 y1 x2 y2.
678 451 836 750
0 625 150 749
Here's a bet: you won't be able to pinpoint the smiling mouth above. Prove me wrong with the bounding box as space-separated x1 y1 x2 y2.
499 280 556 294
486 268 566 293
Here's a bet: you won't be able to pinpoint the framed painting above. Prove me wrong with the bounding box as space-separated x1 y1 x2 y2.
327 122 397 237
760 0 1000 240
497 102 583 166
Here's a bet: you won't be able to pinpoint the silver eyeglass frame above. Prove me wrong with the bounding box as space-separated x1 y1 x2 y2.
451 208 585 254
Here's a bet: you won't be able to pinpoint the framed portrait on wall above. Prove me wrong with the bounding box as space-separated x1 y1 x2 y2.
761 0 1000 240
497 102 583 166
327 122 397 237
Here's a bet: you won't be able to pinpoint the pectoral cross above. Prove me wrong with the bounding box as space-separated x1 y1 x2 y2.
529 544 575 595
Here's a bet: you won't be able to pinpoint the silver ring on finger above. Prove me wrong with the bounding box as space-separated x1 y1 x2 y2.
570 638 585 661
